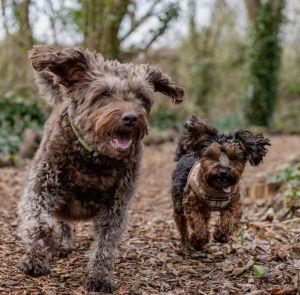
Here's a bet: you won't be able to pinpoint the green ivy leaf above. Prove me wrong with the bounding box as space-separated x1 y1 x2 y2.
252 265 266 277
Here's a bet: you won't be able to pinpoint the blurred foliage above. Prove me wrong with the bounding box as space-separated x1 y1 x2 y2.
214 113 243 131
0 92 47 156
273 98 300 133
182 0 227 118
286 78 300 96
242 0 285 127
150 104 184 131
0 0 300 159
187 57 217 116
275 161 300 218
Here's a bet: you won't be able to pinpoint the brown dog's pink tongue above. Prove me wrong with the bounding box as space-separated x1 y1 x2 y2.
110 133 132 150
116 137 132 149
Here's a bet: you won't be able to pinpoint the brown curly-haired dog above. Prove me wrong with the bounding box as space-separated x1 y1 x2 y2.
18 45 184 292
171 116 270 255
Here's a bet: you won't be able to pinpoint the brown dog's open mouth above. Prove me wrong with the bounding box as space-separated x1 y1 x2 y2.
110 131 133 151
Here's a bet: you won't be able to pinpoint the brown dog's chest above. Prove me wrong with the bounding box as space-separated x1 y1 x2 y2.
51 158 123 220
69 163 118 192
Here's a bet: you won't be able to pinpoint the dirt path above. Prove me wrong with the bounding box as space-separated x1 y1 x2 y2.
0 135 299 294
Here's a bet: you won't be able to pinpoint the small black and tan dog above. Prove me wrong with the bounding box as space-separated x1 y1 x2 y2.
171 116 270 254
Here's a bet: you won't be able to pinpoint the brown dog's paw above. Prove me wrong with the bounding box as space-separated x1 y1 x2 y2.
213 230 229 243
18 254 50 277
56 248 71 259
84 273 116 293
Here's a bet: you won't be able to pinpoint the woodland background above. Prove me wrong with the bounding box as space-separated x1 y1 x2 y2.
0 0 299 159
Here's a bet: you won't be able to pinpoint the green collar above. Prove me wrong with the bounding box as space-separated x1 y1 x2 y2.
70 120 100 158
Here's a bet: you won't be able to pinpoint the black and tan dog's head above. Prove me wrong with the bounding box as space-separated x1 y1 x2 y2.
180 115 270 190
28 45 184 158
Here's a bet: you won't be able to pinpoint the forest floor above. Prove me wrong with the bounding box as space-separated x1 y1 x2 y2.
0 135 300 295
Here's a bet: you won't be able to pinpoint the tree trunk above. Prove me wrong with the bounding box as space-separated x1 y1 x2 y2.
243 0 285 127
13 0 34 50
82 0 130 59
187 0 226 117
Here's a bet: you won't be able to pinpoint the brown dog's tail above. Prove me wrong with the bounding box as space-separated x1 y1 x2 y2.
34 70 64 105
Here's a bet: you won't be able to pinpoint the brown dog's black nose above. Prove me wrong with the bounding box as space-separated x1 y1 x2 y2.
122 112 138 126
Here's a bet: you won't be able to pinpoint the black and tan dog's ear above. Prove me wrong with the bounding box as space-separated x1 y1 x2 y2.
185 115 217 138
28 45 103 87
145 65 184 104
175 116 217 160
236 130 271 166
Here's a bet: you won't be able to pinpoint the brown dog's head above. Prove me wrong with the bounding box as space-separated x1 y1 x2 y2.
28 45 184 158
183 116 270 190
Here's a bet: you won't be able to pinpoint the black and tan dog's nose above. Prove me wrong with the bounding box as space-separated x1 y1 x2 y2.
218 167 229 178
122 112 138 126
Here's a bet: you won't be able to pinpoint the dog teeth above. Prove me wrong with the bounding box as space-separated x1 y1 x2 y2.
223 187 231 193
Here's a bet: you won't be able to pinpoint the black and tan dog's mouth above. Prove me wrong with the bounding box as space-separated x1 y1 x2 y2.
205 175 237 192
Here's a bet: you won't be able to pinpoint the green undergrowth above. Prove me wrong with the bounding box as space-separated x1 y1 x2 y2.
0 92 47 157
275 161 300 218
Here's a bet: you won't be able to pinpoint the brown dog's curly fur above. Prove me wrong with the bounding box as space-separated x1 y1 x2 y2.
18 45 184 293
171 116 270 255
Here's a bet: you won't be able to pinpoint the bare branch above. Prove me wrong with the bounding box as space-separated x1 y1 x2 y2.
141 18 171 53
45 0 58 44
120 0 161 42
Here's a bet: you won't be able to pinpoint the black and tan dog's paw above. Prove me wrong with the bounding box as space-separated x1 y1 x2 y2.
84 273 116 293
213 230 229 243
18 254 50 277
177 243 207 259
189 233 209 251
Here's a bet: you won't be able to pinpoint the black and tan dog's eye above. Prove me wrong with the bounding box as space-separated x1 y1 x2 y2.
229 155 236 161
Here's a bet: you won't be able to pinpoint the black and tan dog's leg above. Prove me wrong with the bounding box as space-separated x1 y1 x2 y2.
213 196 242 243
186 209 211 251
173 200 189 248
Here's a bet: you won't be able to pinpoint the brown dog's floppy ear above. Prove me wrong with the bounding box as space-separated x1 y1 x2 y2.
236 130 270 166
145 66 184 104
28 45 102 87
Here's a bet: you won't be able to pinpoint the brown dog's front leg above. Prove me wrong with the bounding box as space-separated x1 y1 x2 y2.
213 196 242 243
84 205 127 293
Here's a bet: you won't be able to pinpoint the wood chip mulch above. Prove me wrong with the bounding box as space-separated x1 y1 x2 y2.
0 135 299 294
